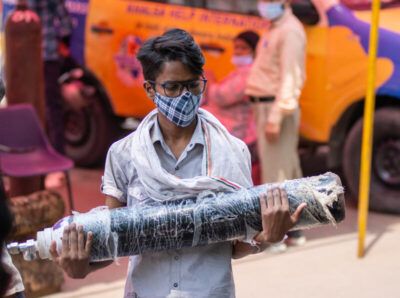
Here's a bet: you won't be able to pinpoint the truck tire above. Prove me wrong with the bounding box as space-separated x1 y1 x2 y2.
62 81 120 167
343 108 400 213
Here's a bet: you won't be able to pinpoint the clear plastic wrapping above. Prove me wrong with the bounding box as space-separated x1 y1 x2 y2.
70 172 345 261
8 172 345 262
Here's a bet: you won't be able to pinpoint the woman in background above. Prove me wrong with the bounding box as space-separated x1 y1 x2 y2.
202 30 261 184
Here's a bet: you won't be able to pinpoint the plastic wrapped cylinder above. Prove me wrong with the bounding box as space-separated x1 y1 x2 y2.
39 172 345 262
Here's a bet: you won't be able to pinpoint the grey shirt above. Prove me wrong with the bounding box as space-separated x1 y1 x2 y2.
102 117 235 298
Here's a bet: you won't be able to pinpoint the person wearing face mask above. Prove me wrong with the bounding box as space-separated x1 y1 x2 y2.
203 30 260 184
49 29 305 298
245 0 307 249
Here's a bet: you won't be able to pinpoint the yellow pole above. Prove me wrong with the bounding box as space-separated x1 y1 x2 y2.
357 0 381 258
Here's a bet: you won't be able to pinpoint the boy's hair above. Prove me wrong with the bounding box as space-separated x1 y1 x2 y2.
137 29 205 81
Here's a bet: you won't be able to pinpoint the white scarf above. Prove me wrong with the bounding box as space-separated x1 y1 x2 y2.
130 108 253 201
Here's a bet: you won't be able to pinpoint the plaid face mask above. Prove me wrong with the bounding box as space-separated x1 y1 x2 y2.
154 91 201 127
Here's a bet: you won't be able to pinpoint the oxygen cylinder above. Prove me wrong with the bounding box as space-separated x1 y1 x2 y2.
4 0 45 122
4 0 45 197
8 172 345 262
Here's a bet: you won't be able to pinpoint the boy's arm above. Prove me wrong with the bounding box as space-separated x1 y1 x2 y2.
85 197 126 272
50 140 132 278
87 196 126 270
105 195 126 209
232 241 260 259
49 196 126 278
232 188 306 259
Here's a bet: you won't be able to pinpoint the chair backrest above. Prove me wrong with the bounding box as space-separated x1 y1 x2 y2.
0 104 50 150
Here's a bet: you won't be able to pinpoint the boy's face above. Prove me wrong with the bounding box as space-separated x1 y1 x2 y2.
144 61 203 100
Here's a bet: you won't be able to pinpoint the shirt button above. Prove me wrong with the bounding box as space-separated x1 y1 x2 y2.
175 166 180 171
173 283 178 288
174 256 179 260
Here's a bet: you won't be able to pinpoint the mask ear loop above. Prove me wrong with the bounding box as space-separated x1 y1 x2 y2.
189 91 196 110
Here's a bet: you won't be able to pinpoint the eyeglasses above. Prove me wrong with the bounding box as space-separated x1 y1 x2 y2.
149 78 207 98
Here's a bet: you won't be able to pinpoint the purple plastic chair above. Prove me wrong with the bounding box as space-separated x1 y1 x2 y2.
0 104 74 211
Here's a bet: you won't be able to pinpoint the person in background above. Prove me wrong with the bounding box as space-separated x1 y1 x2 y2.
1 249 25 298
28 0 73 188
245 0 307 250
0 184 13 297
203 30 261 185
0 81 25 298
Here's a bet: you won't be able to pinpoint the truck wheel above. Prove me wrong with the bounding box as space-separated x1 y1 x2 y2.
343 108 400 213
62 82 120 167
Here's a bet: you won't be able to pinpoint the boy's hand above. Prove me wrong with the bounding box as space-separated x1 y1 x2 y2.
254 187 306 244
50 223 93 279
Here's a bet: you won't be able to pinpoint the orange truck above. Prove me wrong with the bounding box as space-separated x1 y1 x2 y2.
2 0 400 213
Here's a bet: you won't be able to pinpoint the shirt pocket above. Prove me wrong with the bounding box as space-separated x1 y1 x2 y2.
128 185 149 204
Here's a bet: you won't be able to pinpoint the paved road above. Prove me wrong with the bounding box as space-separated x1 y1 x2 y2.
43 149 400 298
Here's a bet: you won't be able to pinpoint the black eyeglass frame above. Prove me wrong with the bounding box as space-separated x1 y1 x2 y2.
148 77 208 98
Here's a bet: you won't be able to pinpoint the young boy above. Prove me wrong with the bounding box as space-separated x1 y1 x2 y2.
50 29 305 298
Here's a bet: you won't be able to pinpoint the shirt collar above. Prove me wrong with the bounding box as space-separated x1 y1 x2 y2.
151 115 205 149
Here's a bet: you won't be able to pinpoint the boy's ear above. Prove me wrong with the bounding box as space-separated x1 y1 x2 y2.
143 81 156 100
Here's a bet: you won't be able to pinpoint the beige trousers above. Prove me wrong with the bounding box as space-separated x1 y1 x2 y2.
253 102 302 184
